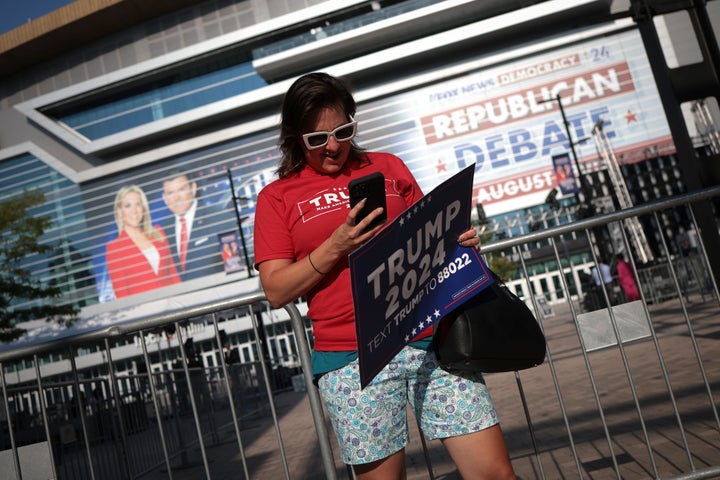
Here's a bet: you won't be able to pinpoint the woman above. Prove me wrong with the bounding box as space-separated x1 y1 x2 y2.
106 185 180 298
615 253 641 301
254 72 515 479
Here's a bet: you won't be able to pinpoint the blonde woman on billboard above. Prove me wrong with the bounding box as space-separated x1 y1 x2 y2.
106 185 180 298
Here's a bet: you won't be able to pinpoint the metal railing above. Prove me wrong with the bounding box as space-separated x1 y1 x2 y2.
478 186 720 480
1 185 720 479
0 293 334 480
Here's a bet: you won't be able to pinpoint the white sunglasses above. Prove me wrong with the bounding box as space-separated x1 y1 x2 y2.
302 118 357 150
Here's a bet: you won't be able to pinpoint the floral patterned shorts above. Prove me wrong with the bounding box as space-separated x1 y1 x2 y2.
317 345 499 465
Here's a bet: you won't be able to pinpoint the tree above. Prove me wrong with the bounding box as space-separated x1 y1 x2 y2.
478 230 518 282
0 190 78 342
488 253 518 282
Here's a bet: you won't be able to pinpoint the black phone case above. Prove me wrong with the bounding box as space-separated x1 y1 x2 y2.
348 172 387 230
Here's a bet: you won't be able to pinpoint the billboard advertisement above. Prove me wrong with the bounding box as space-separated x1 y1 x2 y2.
79 135 279 303
79 29 671 304
360 29 674 216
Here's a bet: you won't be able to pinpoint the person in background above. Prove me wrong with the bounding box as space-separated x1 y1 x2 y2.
221 242 234 263
162 170 225 280
589 256 615 308
615 253 641 301
253 72 515 479
591 257 613 286
106 185 179 298
223 342 239 365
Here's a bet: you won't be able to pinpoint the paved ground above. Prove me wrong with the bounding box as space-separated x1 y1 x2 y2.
131 293 720 480
43 293 719 479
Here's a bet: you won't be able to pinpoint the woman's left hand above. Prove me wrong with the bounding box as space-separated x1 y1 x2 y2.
457 226 480 248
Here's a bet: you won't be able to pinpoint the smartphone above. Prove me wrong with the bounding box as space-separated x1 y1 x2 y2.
348 172 387 231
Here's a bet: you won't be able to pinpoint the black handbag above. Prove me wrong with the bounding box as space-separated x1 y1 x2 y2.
433 274 546 373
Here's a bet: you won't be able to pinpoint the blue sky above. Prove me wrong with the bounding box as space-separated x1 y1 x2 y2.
0 0 76 35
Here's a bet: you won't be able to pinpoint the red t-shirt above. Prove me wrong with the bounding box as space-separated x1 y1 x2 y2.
254 152 429 351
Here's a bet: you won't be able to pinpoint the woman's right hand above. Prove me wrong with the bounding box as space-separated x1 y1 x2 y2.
328 198 386 256
258 198 387 308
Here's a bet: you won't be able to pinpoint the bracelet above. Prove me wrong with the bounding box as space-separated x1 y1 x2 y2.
308 252 327 275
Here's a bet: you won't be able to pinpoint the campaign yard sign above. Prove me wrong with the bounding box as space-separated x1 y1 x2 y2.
349 165 493 388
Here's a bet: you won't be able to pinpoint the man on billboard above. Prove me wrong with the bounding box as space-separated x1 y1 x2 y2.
162 170 225 281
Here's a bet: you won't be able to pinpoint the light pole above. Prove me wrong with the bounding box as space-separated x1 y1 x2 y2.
540 94 594 217
226 169 253 277
546 188 576 281
541 94 614 262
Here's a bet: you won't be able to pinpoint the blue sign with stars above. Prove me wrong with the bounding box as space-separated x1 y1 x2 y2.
349 165 494 388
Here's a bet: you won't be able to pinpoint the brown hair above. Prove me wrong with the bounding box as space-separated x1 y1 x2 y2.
276 72 364 178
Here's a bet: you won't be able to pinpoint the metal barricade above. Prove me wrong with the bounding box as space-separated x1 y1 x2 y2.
1 186 719 479
0 293 337 480
473 186 720 480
